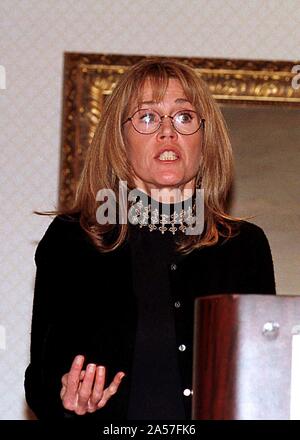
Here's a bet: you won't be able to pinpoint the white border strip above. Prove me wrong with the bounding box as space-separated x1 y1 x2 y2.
290 333 300 419
0 325 6 351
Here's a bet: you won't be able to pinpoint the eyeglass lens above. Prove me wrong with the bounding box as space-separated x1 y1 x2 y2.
131 109 201 134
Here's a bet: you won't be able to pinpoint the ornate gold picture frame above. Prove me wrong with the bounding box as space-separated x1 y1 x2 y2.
60 52 300 210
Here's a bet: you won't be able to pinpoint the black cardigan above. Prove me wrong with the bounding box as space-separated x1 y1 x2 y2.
24 216 276 420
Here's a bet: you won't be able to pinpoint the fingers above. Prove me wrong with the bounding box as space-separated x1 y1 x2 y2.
61 370 85 391
88 366 106 409
67 355 85 391
97 371 125 409
60 355 125 415
61 355 84 411
77 363 97 411
60 373 68 399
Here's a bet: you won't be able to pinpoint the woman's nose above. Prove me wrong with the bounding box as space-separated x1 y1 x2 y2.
157 116 178 139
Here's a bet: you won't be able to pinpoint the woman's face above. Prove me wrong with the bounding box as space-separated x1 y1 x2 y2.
124 79 203 198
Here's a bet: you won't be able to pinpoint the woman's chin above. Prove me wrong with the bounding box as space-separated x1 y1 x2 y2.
151 172 184 188
152 180 183 189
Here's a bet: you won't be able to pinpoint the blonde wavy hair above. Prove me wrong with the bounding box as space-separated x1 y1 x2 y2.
60 58 240 253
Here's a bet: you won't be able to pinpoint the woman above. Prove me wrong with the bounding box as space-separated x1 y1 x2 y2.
25 58 276 420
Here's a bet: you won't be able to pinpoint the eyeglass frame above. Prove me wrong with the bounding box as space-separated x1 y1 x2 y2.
122 108 205 136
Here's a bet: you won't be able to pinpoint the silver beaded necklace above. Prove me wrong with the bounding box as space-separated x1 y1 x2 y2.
128 198 196 235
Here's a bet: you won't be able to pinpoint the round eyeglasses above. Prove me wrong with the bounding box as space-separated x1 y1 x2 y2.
123 109 205 135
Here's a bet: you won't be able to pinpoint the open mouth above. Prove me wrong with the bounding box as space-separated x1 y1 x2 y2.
157 150 179 161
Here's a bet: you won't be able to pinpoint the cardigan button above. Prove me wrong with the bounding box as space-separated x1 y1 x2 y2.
170 263 177 271
178 344 186 352
174 301 181 308
183 389 193 396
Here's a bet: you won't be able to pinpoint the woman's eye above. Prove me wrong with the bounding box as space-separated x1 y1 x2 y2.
140 112 156 124
177 112 193 123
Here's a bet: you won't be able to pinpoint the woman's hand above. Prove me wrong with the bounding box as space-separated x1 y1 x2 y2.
60 355 125 415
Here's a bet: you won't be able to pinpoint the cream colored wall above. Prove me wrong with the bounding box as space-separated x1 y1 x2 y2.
0 0 300 420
